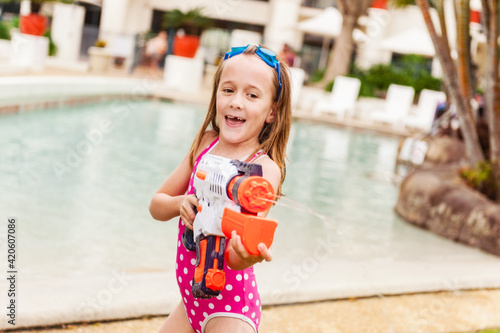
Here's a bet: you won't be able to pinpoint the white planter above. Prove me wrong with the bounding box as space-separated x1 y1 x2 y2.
0 39 11 60
88 46 112 72
10 31 49 72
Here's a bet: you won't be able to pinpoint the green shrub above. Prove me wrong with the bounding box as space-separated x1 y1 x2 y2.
0 21 10 40
310 68 325 83
324 55 443 98
44 30 58 56
11 16 19 29
460 161 497 200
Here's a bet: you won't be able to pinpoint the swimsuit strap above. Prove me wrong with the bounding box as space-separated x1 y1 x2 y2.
248 149 266 163
194 138 219 165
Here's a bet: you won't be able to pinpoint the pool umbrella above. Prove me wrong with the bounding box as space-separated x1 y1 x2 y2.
378 26 435 56
297 7 343 68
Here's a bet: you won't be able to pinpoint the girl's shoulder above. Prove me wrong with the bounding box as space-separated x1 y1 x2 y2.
256 155 281 191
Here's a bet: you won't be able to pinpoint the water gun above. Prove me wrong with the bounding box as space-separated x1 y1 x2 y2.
182 154 278 299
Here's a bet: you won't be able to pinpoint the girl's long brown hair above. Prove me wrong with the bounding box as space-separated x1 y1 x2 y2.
188 45 292 197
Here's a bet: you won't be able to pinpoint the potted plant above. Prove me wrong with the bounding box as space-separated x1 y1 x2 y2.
88 39 111 72
8 0 73 36
163 7 212 58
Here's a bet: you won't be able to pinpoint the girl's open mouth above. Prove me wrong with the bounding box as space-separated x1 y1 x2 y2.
225 115 246 126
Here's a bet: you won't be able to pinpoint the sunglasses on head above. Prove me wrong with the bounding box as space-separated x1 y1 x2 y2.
223 44 282 101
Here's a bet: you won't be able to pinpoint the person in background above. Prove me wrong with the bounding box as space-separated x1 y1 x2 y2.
145 31 168 70
278 43 295 67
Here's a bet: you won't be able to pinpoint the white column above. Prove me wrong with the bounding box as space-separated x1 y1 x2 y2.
51 3 85 63
263 0 302 52
100 0 130 35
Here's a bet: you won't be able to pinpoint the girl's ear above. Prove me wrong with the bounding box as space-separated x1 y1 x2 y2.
266 106 277 124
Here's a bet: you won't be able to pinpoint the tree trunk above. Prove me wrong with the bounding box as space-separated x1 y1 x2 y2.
321 0 373 84
416 0 484 164
455 0 474 117
483 0 500 200
321 14 356 83
435 0 452 96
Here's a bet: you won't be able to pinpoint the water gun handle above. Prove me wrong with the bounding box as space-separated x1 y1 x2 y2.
181 206 198 251
192 234 226 299
221 208 278 255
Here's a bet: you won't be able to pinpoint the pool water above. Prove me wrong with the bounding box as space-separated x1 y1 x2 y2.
2 100 500 327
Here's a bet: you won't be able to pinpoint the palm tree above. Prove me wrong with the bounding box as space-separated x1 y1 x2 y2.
391 0 485 165
481 0 500 181
321 0 373 85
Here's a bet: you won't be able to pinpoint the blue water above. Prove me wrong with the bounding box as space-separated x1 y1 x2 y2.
0 100 400 279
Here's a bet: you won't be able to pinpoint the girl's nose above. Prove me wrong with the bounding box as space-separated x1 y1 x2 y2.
229 93 244 109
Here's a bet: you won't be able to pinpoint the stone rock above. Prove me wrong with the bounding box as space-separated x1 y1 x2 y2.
396 137 500 257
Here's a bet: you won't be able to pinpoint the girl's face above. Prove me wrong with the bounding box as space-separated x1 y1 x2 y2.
216 54 276 150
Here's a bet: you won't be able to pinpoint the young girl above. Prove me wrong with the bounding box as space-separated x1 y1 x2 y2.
149 44 292 333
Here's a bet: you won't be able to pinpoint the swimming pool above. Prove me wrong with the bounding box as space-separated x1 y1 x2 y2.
1 100 500 329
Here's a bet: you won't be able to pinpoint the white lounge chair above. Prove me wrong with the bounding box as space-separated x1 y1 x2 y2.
368 84 415 128
312 75 361 119
404 89 446 133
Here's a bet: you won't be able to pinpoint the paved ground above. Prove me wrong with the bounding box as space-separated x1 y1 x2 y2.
13 289 500 333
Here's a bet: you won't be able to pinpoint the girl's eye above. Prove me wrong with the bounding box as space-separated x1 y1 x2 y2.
248 93 258 99
222 88 233 93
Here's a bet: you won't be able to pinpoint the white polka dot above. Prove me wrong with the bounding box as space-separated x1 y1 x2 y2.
256 300 260 306
178 276 182 283
242 306 249 313
185 289 190 296
194 301 199 307
191 258 196 266
251 312 256 318
234 296 241 302
191 309 195 316
216 294 223 300
183 297 188 303
203 312 208 318
225 305 231 311
244 273 248 280
189 318 192 323
252 281 256 287
184 267 188 274
236 274 243 281
178 240 181 247
180 254 184 261
181 220 185 226
248 293 253 299
209 303 214 309
226 284 233 291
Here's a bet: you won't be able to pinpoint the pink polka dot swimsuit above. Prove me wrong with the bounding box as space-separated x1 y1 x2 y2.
175 138 263 333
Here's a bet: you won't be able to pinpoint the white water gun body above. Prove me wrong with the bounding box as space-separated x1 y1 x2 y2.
182 154 278 299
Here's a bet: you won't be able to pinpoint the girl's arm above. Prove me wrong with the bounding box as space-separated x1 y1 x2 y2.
225 156 281 270
149 152 194 222
149 131 217 223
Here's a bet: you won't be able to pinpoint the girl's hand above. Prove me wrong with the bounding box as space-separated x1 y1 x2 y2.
227 230 272 270
179 194 198 230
